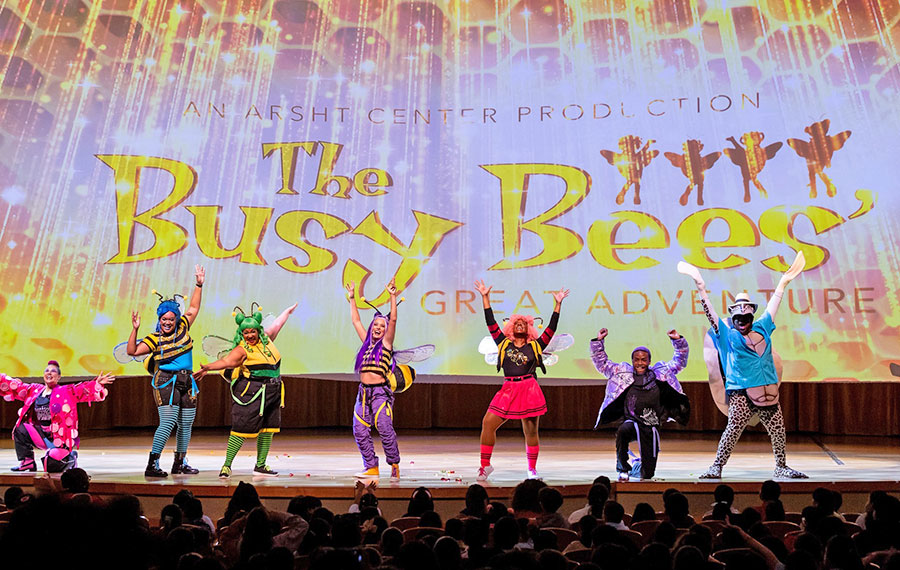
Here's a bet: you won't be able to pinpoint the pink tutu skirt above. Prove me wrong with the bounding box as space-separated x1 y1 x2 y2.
488 377 547 419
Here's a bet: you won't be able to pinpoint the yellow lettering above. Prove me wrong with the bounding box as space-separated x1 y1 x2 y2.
623 291 650 314
353 168 393 197
587 211 669 270
262 142 318 195
343 210 464 305
513 290 538 313
758 206 843 271
422 290 446 315
274 211 352 273
97 155 195 263
309 141 353 198
587 291 614 315
676 208 759 269
186 206 272 264
481 163 591 269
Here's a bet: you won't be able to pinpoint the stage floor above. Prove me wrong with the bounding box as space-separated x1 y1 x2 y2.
2 429 899 499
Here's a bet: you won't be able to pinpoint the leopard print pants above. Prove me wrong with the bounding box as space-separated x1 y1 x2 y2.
710 391 788 469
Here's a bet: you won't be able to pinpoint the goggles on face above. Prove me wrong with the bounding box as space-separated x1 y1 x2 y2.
727 302 757 316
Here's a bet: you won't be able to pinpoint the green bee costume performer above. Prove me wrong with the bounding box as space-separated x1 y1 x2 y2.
194 302 296 478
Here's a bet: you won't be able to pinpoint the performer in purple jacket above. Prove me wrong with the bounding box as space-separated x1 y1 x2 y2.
591 329 690 481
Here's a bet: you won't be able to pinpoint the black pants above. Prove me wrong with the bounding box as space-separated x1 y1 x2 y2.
616 421 659 479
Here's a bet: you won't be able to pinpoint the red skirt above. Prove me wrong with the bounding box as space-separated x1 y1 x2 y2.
488 377 547 419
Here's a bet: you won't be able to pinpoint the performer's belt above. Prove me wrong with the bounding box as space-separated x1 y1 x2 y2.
360 381 389 388
504 374 535 382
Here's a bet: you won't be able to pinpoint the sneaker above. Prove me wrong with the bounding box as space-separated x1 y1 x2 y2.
253 464 278 476
476 465 494 481
10 458 36 472
390 464 400 481
699 464 723 479
617 471 630 482
219 465 232 479
773 465 808 479
355 467 379 478
527 468 542 480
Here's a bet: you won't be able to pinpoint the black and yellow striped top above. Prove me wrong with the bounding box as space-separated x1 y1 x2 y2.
359 345 393 378
237 340 281 380
141 315 193 373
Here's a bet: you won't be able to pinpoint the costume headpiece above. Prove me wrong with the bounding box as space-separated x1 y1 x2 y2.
152 290 184 333
501 314 543 343
727 292 758 316
231 302 270 347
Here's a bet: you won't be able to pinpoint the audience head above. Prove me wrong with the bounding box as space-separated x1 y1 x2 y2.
406 486 434 517
760 479 781 501
60 468 91 494
538 487 564 515
631 502 657 524
713 484 735 506
512 478 547 514
603 500 625 524
464 483 489 515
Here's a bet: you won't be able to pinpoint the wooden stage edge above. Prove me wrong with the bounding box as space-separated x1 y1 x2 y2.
1 430 898 502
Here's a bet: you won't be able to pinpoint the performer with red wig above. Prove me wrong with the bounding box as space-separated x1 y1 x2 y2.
473 279 569 480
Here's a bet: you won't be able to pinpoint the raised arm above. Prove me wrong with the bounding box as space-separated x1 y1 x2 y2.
589 328 621 378
0 374 33 402
677 261 720 334
265 303 297 342
537 288 569 349
126 311 152 357
184 264 205 326
383 279 398 349
765 251 805 321
346 282 367 341
475 280 504 345
659 329 689 374
71 373 115 403
193 346 247 380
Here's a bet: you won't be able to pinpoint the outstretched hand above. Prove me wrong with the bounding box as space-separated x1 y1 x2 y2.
96 373 116 386
474 279 492 297
597 328 608 340
192 365 210 381
667 329 682 339
780 251 806 283
195 264 206 286
346 282 356 300
552 288 570 304
677 261 705 288
386 278 397 296
131 311 141 330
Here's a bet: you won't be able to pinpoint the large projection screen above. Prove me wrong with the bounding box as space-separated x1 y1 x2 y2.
0 0 897 381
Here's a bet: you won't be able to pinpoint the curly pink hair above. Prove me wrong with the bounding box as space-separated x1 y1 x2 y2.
502 314 540 342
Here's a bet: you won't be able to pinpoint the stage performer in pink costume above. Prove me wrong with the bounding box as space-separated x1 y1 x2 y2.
347 278 403 480
1 361 114 472
474 279 569 481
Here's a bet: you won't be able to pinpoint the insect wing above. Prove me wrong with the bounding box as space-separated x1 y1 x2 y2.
478 335 498 355
202 335 234 360
543 353 559 366
484 353 499 366
393 344 435 364
545 333 574 354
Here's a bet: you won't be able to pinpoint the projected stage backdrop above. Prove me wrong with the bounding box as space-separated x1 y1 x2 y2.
0 0 898 381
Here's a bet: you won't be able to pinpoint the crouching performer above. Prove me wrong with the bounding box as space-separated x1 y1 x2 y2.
2 361 114 472
591 329 690 481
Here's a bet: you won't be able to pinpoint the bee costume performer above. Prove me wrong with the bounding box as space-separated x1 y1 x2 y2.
346 279 434 480
125 265 205 478
473 279 570 481
194 302 296 478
